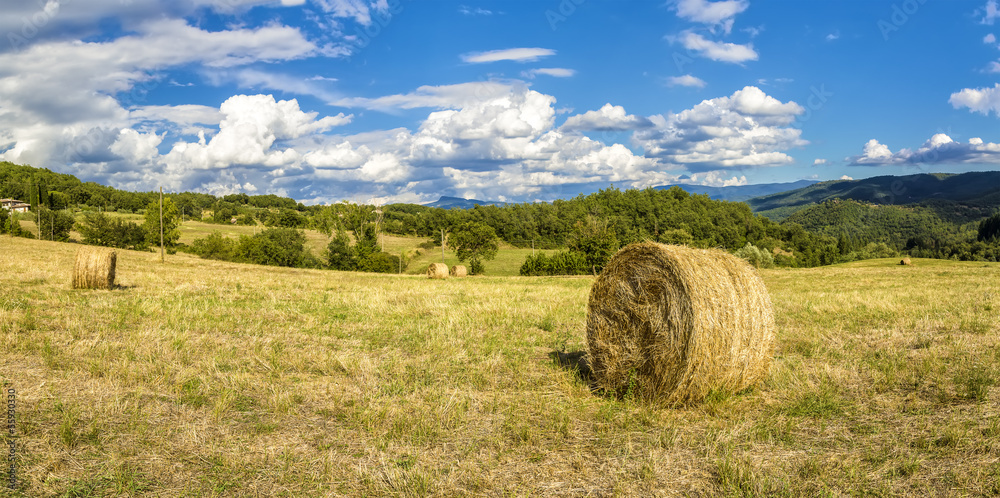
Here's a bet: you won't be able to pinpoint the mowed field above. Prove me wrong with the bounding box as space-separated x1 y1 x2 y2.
173 219 555 277
2 236 1000 496
16 213 552 277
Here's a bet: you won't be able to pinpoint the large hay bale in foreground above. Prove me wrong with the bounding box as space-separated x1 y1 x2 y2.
586 242 775 404
73 246 117 290
426 263 448 279
899 257 911 266
449 265 467 277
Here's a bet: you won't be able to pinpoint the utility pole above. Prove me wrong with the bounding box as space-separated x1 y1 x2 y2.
159 187 164 263
35 185 40 240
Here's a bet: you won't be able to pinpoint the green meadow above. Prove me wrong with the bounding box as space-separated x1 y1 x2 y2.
2 235 999 496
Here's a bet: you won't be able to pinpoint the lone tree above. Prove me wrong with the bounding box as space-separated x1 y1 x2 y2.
568 215 619 275
451 221 499 275
143 198 180 252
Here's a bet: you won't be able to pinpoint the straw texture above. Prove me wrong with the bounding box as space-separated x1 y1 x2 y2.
586 242 775 404
426 263 449 279
72 246 117 290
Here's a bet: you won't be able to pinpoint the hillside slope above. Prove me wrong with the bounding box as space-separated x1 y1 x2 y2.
655 179 818 202
749 171 1000 221
3 236 1000 495
782 199 972 245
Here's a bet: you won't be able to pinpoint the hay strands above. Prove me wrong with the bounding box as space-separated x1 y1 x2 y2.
73 246 117 290
586 242 776 405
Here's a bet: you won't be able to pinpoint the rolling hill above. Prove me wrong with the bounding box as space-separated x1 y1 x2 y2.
424 196 506 209
748 171 1000 221
655 179 818 202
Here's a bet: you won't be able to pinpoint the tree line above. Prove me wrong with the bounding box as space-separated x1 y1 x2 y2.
4 161 999 274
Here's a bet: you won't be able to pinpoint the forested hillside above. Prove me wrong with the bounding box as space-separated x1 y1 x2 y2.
749 171 1000 221
382 187 844 267
655 179 818 202
4 161 998 269
783 199 1000 261
0 161 300 215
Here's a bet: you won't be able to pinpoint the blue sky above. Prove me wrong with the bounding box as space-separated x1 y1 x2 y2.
1 0 999 204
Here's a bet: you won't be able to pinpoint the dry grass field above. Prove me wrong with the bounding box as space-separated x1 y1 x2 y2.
2 236 999 496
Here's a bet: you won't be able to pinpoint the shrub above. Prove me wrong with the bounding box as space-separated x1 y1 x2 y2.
326 231 356 270
520 251 588 276
76 211 147 250
735 243 774 269
235 228 311 267
0 209 34 238
568 216 619 274
357 252 400 273
36 207 75 242
191 232 236 261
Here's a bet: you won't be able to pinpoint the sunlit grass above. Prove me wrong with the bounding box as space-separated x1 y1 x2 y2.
2 236 999 495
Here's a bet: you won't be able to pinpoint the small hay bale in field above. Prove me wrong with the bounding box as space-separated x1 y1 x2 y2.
586 242 775 405
426 263 448 279
73 246 117 290
899 257 912 266
449 265 467 277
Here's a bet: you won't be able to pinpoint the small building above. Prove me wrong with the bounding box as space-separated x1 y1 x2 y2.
1 199 30 213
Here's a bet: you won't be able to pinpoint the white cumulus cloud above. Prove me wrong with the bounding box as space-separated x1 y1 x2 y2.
672 0 749 34
633 86 806 170
981 0 1000 24
460 47 556 64
333 81 519 110
950 83 1000 116
666 74 708 88
848 134 1000 166
561 104 654 132
678 31 758 63
521 68 576 78
0 18 323 169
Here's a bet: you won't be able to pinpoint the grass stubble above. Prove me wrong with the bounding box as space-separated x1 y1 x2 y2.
1 236 999 496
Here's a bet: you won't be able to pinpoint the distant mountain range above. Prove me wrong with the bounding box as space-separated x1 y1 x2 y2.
425 181 820 209
423 172 1000 218
656 180 819 202
425 196 507 209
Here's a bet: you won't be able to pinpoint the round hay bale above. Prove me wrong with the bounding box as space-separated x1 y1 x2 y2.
426 263 448 279
586 242 775 404
449 265 467 277
73 246 117 290
899 257 911 266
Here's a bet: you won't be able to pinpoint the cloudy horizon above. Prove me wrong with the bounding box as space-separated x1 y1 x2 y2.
1 0 999 204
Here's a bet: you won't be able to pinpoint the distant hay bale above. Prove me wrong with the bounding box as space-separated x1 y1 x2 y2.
73 246 117 290
899 257 912 266
449 265 467 277
586 242 776 405
426 263 448 279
